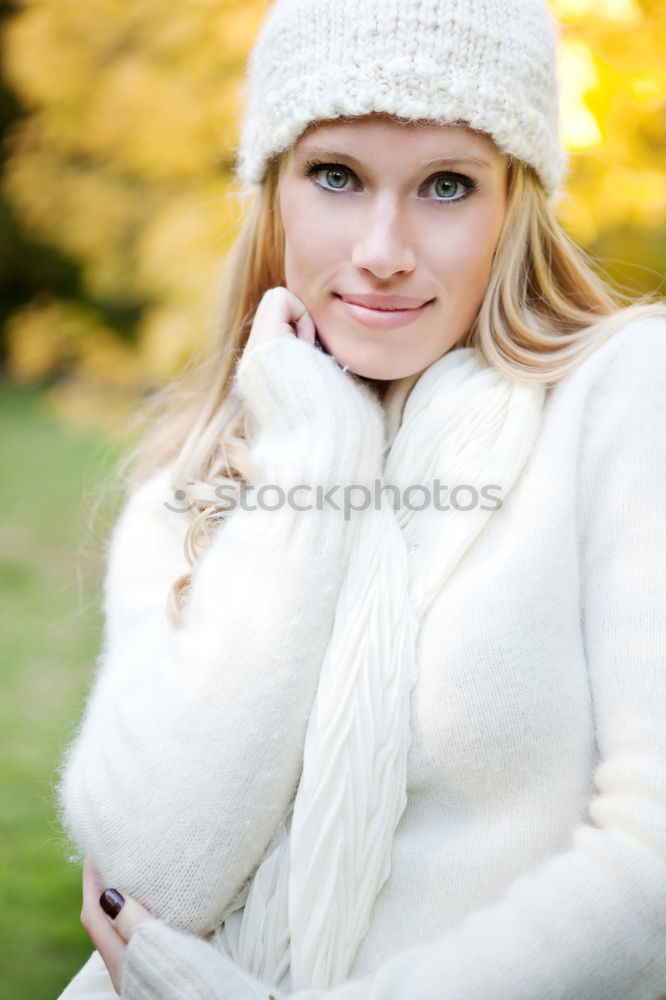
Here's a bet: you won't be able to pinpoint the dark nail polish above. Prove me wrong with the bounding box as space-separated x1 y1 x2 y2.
99 888 125 919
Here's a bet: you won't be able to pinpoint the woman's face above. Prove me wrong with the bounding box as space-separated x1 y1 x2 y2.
278 115 509 381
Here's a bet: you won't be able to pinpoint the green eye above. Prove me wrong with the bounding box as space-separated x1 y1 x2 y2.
304 160 353 191
434 177 462 199
432 175 471 200
324 167 349 189
304 160 477 204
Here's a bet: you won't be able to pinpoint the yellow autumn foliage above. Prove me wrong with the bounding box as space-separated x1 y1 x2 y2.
552 0 666 242
6 297 138 385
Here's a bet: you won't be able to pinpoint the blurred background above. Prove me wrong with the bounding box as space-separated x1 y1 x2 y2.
0 0 664 995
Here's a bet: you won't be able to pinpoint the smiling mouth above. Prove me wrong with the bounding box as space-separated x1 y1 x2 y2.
334 293 433 312
333 294 434 330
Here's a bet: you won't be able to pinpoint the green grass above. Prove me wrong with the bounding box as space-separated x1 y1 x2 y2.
0 381 124 997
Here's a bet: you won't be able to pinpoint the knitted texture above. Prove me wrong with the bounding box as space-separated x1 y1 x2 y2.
218 348 545 990
57 336 388 934
235 0 568 201
56 314 666 1000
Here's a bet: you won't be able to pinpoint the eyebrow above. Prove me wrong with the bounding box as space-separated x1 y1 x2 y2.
298 147 493 170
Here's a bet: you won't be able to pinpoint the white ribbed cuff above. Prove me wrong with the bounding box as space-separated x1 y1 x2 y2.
122 919 277 1000
233 336 386 488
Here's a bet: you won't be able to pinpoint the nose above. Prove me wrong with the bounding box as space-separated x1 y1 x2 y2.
351 196 416 280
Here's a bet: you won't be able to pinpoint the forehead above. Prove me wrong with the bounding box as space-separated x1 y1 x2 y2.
294 114 502 162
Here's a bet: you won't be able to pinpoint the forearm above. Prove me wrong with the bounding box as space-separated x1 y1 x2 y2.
58 337 385 935
121 919 368 1000
120 828 666 1000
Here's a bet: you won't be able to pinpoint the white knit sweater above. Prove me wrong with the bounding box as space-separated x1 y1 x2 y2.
58 313 666 1000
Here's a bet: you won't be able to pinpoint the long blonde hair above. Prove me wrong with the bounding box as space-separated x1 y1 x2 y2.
110 151 665 625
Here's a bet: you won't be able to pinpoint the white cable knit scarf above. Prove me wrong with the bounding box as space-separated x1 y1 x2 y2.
220 345 546 991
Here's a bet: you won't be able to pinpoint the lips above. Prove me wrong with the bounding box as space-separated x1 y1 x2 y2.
336 293 432 311
335 293 432 330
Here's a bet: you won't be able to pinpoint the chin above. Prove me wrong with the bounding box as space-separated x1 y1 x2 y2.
315 328 408 380
323 349 399 381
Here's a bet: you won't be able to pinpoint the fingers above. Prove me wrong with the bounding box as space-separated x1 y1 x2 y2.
83 858 152 944
293 302 316 345
282 288 313 337
81 861 127 993
246 286 317 352
99 889 153 944
81 857 104 926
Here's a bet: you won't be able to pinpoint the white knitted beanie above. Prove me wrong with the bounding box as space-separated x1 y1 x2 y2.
235 0 567 202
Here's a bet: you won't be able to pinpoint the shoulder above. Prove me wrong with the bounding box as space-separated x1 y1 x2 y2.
588 310 666 430
569 308 666 397
537 309 666 496
546 308 666 430
571 309 666 493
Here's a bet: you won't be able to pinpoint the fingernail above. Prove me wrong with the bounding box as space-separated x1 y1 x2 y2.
99 889 125 919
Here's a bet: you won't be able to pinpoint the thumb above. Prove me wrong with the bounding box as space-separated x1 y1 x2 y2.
99 887 153 943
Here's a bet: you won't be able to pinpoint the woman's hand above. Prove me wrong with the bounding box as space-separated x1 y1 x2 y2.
80 858 153 995
244 286 317 354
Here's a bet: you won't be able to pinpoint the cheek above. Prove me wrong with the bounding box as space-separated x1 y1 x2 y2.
283 201 348 293
285 221 331 295
438 207 503 294
282 210 311 279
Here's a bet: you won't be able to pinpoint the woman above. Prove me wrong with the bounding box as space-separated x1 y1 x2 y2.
56 0 666 997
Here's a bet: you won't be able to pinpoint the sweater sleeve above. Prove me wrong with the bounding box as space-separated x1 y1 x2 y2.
121 317 666 1000
57 335 386 936
121 918 366 1000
